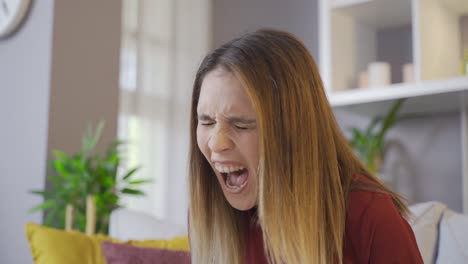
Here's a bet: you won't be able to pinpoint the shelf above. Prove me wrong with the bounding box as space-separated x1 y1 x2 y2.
332 0 370 9
328 0 413 91
332 0 411 28
328 76 468 115
322 0 468 214
323 0 468 103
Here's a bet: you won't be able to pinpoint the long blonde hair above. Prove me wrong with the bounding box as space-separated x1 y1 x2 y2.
189 29 408 264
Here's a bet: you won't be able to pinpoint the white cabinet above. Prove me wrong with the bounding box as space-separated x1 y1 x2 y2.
319 0 468 212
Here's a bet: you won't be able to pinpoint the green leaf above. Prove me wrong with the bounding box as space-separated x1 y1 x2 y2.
348 99 405 171
121 188 145 196
365 116 382 138
99 176 116 187
348 128 361 146
29 190 52 197
44 205 63 227
128 179 153 185
107 140 125 156
53 160 70 179
101 192 119 204
53 150 70 162
122 166 140 180
377 99 405 143
29 200 56 213
82 121 105 154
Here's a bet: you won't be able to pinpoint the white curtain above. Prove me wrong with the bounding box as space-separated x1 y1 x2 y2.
118 0 211 226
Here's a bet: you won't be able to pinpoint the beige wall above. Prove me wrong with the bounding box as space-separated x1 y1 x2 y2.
47 0 121 155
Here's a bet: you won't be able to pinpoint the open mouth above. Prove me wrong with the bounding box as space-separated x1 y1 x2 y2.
218 168 249 193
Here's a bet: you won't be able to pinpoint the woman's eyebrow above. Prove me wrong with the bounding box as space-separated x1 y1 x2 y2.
197 114 256 124
197 114 213 121
226 116 256 124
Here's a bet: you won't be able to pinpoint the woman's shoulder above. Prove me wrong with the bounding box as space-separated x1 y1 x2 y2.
346 187 394 224
346 174 396 224
344 175 423 263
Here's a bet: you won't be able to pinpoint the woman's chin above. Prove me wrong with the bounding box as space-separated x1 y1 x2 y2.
229 202 255 211
224 194 257 211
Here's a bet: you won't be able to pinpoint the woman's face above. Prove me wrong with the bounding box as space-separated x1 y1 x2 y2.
196 68 259 211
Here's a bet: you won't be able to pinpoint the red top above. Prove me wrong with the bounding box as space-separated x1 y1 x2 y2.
245 188 423 263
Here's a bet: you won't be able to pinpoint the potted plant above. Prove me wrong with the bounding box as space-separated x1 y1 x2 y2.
29 121 151 234
348 99 405 176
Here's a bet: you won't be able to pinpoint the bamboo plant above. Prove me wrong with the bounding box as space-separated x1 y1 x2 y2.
348 99 405 175
29 121 151 234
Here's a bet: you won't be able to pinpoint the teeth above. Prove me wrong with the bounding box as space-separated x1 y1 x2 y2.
214 164 245 174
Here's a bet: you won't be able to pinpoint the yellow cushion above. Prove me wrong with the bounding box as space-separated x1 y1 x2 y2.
129 236 190 251
25 223 189 264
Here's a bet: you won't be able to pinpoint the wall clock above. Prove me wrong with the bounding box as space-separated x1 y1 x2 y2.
0 0 32 39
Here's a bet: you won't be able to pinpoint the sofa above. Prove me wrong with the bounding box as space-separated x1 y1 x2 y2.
110 201 468 264
409 201 468 264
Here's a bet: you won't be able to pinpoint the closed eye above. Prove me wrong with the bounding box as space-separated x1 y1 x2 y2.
200 122 215 126
235 125 249 130
197 114 215 126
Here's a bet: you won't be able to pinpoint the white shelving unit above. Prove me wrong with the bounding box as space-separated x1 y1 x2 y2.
328 76 468 115
319 0 468 212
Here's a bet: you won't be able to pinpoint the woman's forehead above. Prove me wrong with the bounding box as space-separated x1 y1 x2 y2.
197 70 255 115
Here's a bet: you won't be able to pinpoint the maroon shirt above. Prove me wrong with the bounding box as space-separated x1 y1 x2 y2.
244 190 423 263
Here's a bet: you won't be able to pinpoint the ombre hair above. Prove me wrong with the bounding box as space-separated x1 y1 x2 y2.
188 29 408 264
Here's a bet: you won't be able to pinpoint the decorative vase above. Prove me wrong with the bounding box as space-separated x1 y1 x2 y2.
403 63 414 83
368 62 391 88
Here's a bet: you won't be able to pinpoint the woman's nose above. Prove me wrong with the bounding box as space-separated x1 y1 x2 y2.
208 127 234 153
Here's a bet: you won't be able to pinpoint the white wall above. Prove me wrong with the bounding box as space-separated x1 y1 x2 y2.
0 1 122 263
336 111 463 212
213 0 319 60
0 1 54 263
385 113 462 211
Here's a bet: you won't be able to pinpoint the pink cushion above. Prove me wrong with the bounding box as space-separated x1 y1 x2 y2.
101 242 190 264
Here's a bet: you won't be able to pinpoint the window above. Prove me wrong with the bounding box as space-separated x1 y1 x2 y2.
118 0 174 219
118 0 211 225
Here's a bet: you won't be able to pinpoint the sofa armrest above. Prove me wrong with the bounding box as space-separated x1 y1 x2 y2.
436 209 468 264
408 201 447 264
109 208 187 241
